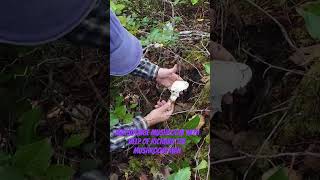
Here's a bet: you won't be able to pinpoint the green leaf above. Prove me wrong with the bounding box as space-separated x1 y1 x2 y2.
46 165 75 180
13 139 53 176
118 16 128 26
130 103 138 109
183 115 200 129
203 63 210 74
297 1 320 39
168 167 191 180
169 163 179 172
205 134 210 144
114 105 127 119
262 166 289 180
181 159 190 168
191 0 199 5
187 136 201 144
17 108 42 146
193 160 207 170
110 112 119 127
63 134 88 148
0 166 25 180
123 113 133 123
115 95 124 106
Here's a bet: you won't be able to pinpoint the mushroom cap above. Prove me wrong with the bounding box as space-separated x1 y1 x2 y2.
170 81 189 92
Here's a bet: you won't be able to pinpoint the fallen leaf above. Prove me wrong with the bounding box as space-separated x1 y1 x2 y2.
289 44 320 66
71 104 92 122
196 115 205 129
47 102 64 119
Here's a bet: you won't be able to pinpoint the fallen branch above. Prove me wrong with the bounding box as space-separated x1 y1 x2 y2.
172 109 211 116
211 151 320 165
244 0 305 62
248 107 289 123
242 49 307 77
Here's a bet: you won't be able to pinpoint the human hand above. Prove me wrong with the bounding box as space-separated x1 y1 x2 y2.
156 64 183 88
144 100 174 127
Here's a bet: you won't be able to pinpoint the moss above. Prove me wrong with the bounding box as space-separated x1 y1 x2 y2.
277 62 320 143
184 47 210 63
196 81 210 108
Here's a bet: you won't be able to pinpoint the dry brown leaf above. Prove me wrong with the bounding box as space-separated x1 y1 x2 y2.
289 44 320 66
208 41 236 61
71 104 92 121
196 115 205 129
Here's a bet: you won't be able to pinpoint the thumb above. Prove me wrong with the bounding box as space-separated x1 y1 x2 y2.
169 64 178 73
159 101 172 111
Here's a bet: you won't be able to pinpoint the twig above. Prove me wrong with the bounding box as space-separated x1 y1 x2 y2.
187 77 206 86
134 81 153 109
211 156 248 165
211 151 320 165
162 0 175 20
179 30 210 38
244 0 297 51
194 139 206 179
242 49 307 77
75 64 108 109
166 48 204 78
172 109 210 116
248 107 289 123
206 147 210 180
243 110 288 180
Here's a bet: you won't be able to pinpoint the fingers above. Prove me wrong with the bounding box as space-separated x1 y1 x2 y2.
167 103 174 114
155 100 166 108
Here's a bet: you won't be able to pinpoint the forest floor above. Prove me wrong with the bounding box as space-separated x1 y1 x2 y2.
110 0 211 179
210 0 320 179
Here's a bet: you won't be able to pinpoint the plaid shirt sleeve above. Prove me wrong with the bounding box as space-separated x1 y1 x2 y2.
130 58 160 80
110 116 148 152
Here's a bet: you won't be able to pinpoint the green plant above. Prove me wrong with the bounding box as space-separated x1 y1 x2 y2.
168 167 191 180
0 139 74 180
141 21 178 46
203 63 210 74
297 1 320 40
0 108 75 180
110 94 136 126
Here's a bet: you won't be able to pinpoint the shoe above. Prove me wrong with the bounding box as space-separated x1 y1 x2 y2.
211 60 252 114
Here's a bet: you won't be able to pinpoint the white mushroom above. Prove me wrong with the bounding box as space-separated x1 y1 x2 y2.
169 80 189 101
